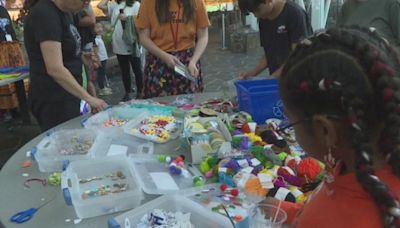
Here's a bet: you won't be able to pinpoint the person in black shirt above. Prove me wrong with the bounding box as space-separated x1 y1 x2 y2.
24 0 107 131
0 6 17 41
238 0 312 78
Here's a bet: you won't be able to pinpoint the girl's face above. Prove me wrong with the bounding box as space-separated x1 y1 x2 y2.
94 23 103 35
284 108 327 161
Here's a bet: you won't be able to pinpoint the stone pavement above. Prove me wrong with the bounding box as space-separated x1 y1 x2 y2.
0 28 264 168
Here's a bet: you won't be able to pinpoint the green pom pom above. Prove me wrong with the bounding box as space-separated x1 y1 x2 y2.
193 176 205 187
199 161 211 174
207 157 219 168
48 172 61 186
158 155 166 163
264 160 274 169
277 152 288 161
232 136 243 146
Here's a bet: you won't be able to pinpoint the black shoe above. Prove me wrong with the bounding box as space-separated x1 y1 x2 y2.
121 94 131 102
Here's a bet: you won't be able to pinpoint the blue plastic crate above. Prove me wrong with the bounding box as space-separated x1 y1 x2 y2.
235 79 284 124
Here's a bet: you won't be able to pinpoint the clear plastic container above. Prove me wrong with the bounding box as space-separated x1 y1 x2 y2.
93 129 154 157
130 156 205 195
32 129 99 172
108 195 231 228
250 204 287 228
82 106 148 129
61 156 143 219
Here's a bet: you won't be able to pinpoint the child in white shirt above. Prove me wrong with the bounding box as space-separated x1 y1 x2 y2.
94 22 112 96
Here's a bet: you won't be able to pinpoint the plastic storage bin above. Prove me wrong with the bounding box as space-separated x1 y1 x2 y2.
32 129 100 172
61 156 143 219
82 106 148 129
235 79 284 124
108 195 231 228
130 156 204 195
94 129 154 157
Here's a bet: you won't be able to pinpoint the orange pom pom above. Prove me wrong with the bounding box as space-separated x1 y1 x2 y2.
297 158 323 181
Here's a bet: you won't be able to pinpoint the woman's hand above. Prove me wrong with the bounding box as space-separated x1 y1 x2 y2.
87 96 108 113
188 60 199 77
161 53 180 69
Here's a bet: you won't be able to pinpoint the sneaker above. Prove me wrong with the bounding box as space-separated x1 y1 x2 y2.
121 94 131 102
98 88 112 96
104 87 113 93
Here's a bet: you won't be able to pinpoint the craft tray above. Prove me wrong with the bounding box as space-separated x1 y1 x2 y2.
108 195 230 228
32 129 100 172
123 114 182 143
61 156 142 219
93 129 154 157
130 156 206 195
82 106 148 129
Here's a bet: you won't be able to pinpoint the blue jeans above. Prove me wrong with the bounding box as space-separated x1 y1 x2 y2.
97 60 107 89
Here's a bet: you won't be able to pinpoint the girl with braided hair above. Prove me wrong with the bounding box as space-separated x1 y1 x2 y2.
275 26 400 227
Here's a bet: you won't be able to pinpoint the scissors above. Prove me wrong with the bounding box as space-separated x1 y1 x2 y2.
10 196 56 223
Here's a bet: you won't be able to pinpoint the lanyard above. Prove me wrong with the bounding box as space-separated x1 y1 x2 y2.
169 4 182 50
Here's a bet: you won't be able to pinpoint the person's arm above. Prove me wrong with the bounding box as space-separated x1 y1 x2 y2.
388 0 400 49
78 5 95 27
40 41 107 111
239 54 268 79
188 27 208 77
97 0 109 15
138 28 180 68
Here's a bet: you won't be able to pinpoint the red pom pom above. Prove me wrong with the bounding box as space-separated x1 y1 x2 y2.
277 167 291 176
287 159 297 171
241 123 251 133
297 158 323 181
230 188 239 197
175 156 183 163
220 184 228 192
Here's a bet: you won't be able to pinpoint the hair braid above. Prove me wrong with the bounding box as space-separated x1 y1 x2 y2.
280 26 400 227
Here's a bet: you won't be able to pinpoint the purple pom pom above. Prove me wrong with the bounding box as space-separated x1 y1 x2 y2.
240 137 250 150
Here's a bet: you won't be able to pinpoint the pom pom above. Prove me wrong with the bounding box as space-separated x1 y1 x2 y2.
277 152 288 161
242 123 251 133
230 188 239 197
205 170 214 178
297 158 323 181
220 184 228 192
175 156 183 163
200 161 211 174
286 159 297 171
158 155 167 163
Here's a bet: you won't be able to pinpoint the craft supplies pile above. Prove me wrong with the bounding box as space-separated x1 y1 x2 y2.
26 97 327 227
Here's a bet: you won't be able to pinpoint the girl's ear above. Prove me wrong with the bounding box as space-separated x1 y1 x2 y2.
311 115 338 151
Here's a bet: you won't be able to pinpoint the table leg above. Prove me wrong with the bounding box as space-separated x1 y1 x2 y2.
14 80 31 124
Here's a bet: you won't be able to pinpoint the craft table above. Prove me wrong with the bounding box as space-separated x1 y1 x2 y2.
0 73 30 124
0 92 224 228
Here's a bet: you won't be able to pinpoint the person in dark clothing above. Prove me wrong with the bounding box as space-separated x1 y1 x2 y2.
24 0 107 131
238 0 312 78
0 6 17 41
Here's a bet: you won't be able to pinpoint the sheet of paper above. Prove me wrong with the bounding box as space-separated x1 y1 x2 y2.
150 172 179 190
107 144 128 157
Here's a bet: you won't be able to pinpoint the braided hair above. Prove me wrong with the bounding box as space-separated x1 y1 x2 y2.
280 26 400 227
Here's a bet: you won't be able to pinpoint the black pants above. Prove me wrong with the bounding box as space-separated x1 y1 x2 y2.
30 99 80 132
116 54 143 96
